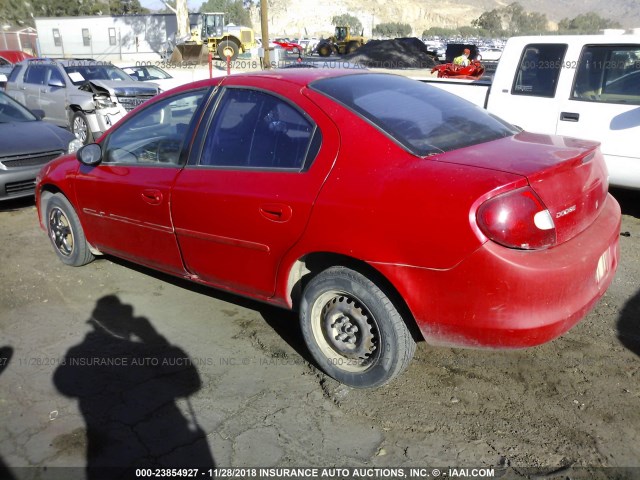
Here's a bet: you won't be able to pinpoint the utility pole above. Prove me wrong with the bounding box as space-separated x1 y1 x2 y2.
260 0 270 69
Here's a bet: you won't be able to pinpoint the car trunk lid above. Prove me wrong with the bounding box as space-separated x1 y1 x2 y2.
434 131 609 245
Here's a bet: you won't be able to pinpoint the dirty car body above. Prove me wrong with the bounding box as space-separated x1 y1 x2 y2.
36 70 621 388
4 59 158 144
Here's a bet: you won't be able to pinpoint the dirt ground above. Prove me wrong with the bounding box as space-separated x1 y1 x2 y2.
0 188 638 479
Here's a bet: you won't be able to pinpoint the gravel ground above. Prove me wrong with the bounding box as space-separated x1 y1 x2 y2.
0 188 638 479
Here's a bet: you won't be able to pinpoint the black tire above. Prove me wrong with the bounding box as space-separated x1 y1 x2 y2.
345 41 360 54
300 266 416 388
45 194 94 267
317 43 332 57
217 40 239 61
71 111 94 145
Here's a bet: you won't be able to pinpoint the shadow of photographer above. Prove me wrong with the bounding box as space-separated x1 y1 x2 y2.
0 346 15 480
53 295 214 479
618 289 640 358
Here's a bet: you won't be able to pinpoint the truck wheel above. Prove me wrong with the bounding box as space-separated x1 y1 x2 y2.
71 111 94 145
345 41 360 54
299 266 416 388
317 43 332 57
45 193 94 267
217 41 239 61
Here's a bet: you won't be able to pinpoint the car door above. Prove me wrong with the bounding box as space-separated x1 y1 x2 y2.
74 88 211 274
21 64 47 113
171 82 340 298
28 65 69 127
555 43 640 187
487 42 568 133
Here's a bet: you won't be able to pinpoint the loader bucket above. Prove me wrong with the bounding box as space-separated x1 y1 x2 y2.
171 44 209 64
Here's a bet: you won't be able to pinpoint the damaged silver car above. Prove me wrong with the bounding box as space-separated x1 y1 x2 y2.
4 59 159 144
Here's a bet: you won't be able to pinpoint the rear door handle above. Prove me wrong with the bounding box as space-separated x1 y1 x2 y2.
141 189 163 205
560 112 580 122
259 203 292 222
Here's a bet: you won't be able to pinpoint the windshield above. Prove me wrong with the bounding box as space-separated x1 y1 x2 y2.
0 92 36 123
64 64 133 85
312 74 518 156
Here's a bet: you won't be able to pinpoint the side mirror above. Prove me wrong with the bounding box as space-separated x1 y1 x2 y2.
48 77 65 88
77 143 103 166
31 109 45 120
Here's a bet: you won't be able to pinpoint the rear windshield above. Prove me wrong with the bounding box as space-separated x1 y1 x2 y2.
311 74 517 156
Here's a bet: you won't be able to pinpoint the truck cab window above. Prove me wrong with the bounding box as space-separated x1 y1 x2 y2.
512 43 567 98
571 45 640 105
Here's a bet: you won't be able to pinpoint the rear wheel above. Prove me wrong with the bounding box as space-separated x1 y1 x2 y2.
300 267 416 388
217 40 239 61
45 194 94 267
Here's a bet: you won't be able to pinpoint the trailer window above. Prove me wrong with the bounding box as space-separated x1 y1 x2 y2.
571 45 640 105
512 43 567 98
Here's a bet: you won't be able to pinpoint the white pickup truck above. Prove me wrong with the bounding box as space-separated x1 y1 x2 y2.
422 35 640 189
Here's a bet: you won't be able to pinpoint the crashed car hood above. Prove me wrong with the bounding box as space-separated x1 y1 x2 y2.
79 80 159 96
0 121 73 158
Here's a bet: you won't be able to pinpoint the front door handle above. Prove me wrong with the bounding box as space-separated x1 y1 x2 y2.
141 189 163 205
259 203 292 222
560 112 580 122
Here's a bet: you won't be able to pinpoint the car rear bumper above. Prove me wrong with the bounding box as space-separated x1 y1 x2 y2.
373 193 621 349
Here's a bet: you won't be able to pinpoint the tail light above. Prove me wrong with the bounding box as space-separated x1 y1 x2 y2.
476 187 556 250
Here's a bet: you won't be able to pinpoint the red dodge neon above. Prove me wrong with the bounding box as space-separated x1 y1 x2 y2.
36 70 620 388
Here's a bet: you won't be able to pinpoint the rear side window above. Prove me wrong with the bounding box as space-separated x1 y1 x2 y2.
512 43 568 98
199 88 316 170
571 45 640 105
24 65 47 85
312 73 517 156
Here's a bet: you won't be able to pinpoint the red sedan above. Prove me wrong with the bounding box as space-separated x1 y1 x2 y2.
273 39 304 54
36 70 620 388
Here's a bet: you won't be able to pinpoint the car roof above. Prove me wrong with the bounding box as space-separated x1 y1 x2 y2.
227 68 369 86
0 50 34 63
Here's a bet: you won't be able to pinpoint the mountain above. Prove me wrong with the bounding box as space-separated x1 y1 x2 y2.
251 0 640 37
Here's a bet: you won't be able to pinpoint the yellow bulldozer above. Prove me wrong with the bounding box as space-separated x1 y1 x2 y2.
171 12 256 63
316 26 366 57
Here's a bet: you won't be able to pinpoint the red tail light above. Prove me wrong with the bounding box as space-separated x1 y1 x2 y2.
476 187 556 250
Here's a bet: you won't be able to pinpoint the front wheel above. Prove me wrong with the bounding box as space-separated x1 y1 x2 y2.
71 111 94 145
300 267 416 388
45 194 94 267
317 43 332 57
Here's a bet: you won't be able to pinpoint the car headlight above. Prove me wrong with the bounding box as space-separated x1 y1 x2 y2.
94 95 116 109
68 138 84 153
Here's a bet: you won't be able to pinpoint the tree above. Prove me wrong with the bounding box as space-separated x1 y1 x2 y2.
422 27 457 38
472 9 502 33
160 0 190 39
331 13 362 33
471 2 548 35
199 0 251 27
109 0 150 14
558 12 622 33
373 22 411 38
0 0 37 26
502 2 548 34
